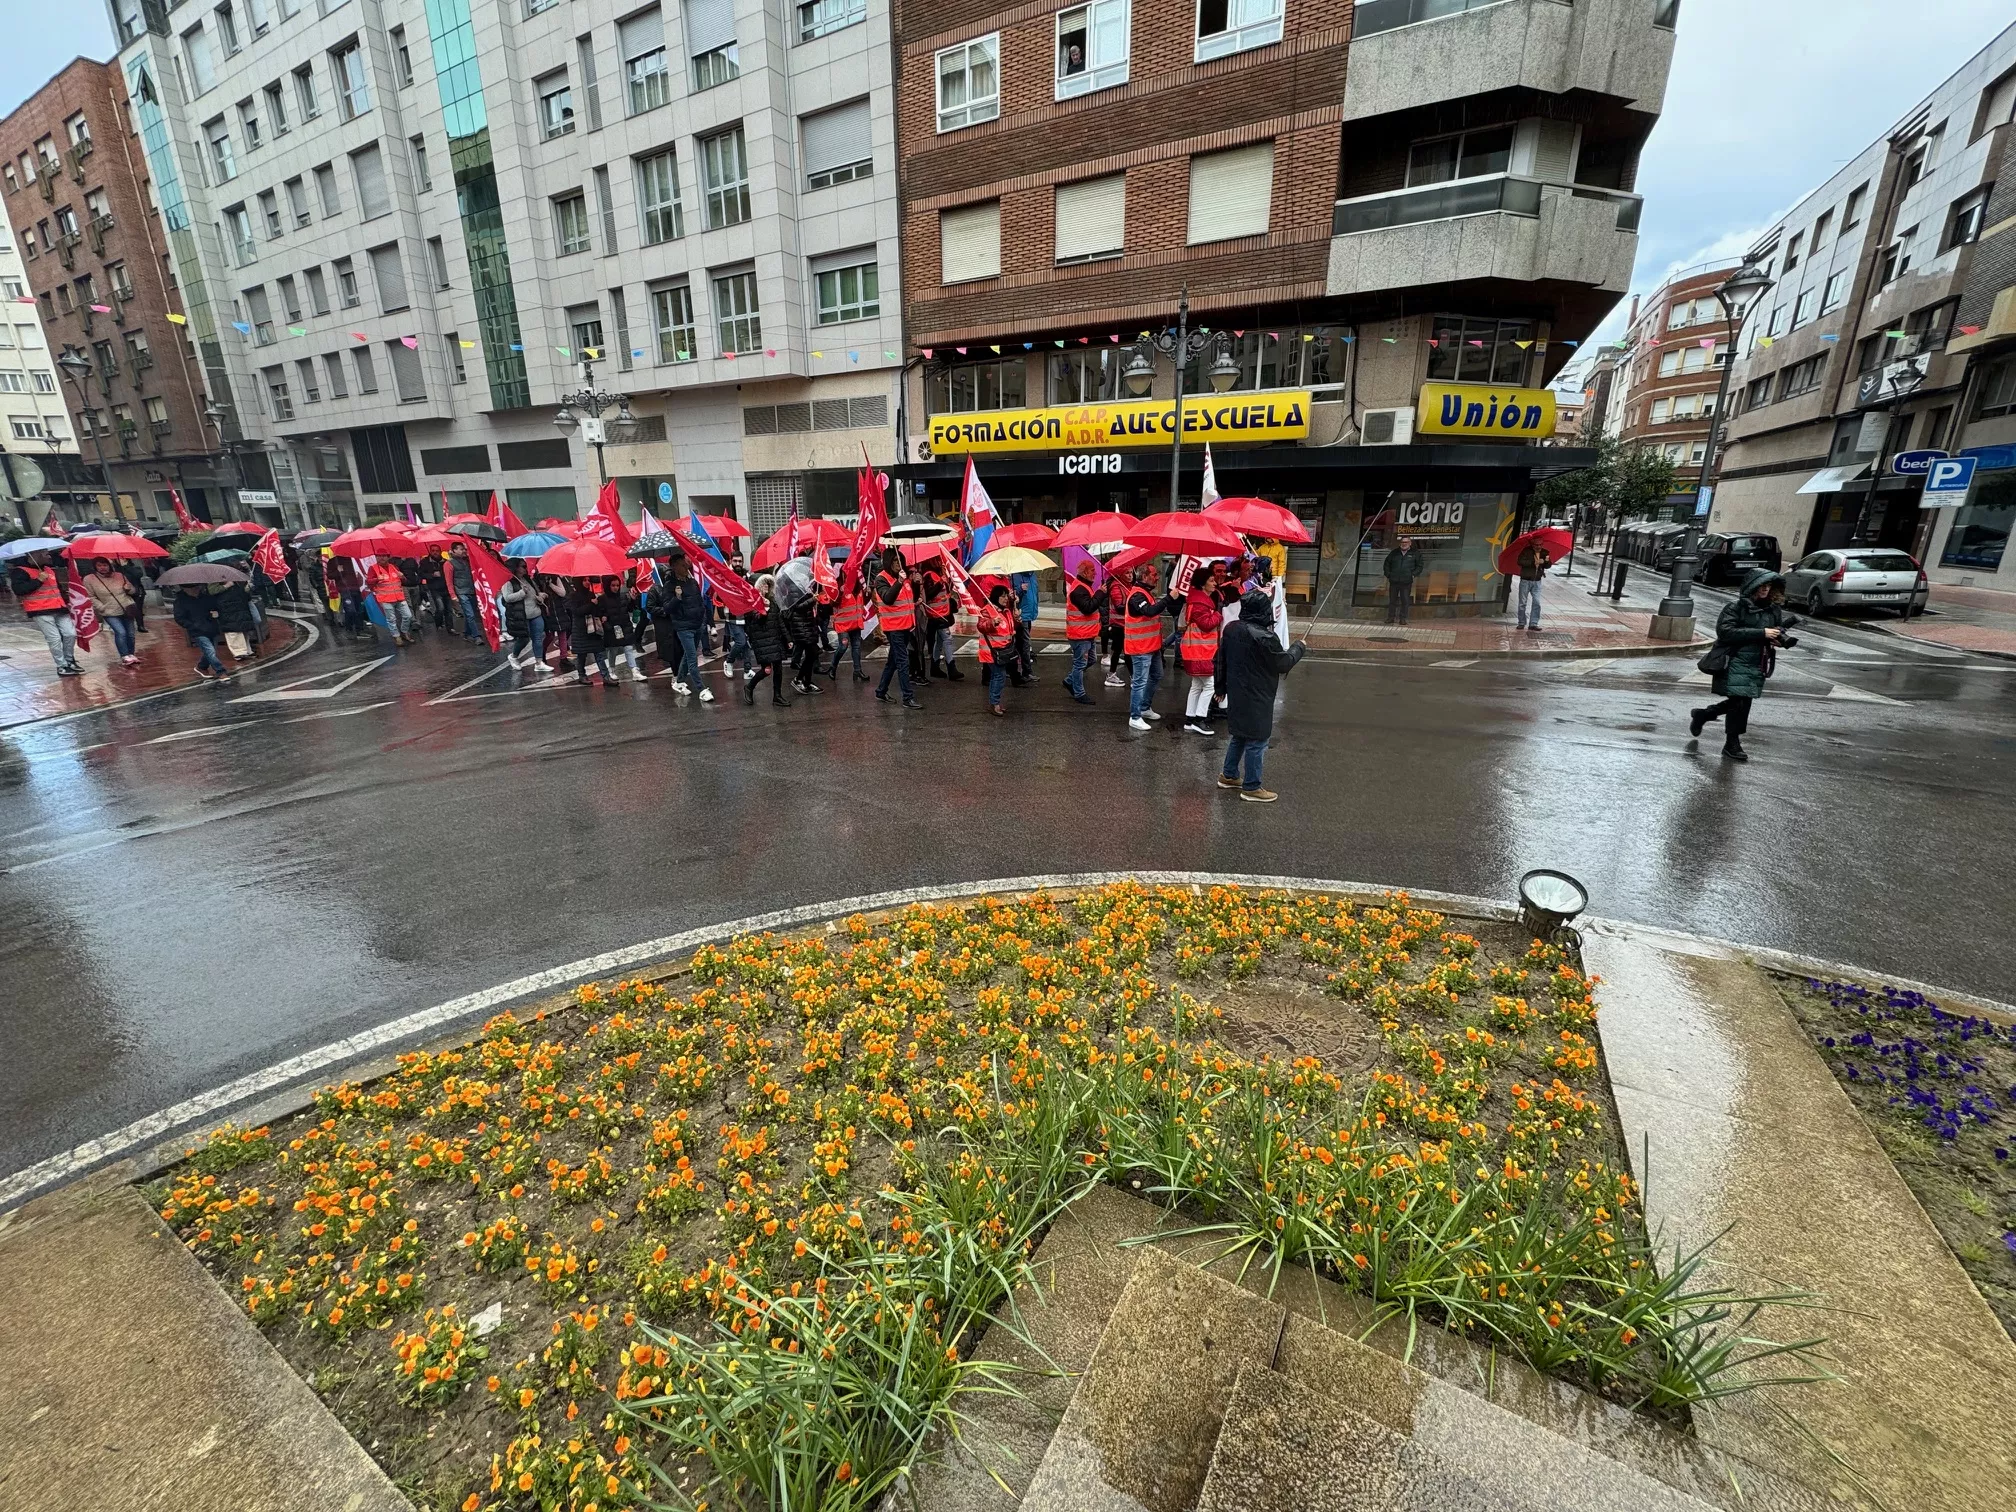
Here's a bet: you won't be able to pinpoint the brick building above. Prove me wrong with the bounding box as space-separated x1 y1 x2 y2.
0 56 227 525
892 0 1675 616
1609 263 1735 511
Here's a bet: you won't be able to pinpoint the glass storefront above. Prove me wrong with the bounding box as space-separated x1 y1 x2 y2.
1939 472 2015 570
1350 490 1517 608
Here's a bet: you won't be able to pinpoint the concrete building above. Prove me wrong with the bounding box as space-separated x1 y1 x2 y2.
1711 21 2016 576
104 0 904 535
0 57 215 525
0 205 96 528
1608 262 1734 509
891 0 1673 615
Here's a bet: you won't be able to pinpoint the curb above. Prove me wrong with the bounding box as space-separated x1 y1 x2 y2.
1855 618 2016 663
9 871 2012 1216
1298 638 1709 663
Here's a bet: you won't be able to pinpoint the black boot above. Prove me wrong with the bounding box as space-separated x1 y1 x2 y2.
773 691 791 706
1722 742 1749 763
743 674 757 704
1689 707 1711 738
946 659 965 682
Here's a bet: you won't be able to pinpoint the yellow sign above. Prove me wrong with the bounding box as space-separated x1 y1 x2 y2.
1416 383 1557 440
928 392 1313 456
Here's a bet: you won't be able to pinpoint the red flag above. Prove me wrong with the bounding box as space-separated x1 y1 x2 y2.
489 491 529 538
579 479 632 548
667 522 763 615
251 527 289 585
65 579 100 652
841 462 888 596
168 487 201 534
463 537 514 652
940 546 988 613
784 499 803 563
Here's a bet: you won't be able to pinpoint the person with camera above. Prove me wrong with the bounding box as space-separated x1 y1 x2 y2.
1690 569 1792 763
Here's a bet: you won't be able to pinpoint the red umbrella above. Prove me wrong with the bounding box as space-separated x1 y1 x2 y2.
1103 545 1157 576
989 522 1056 550
752 518 852 569
1497 526 1574 577
441 512 489 525
535 518 584 539
63 532 171 560
895 540 954 566
1052 511 1139 550
410 526 456 547
1204 497 1311 544
330 525 425 558
693 513 750 540
206 520 266 537
537 536 632 577
1123 511 1245 558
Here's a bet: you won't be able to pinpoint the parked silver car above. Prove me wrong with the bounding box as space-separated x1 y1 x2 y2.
1782 548 1929 617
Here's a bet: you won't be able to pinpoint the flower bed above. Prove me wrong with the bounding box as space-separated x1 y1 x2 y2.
152 886 1812 1512
1782 977 2016 1342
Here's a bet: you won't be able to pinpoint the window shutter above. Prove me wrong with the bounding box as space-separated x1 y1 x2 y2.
618 6 664 59
243 285 272 323
684 0 734 54
802 99 872 176
940 202 1000 284
352 143 390 217
1054 173 1125 262
1186 143 1272 245
387 339 425 402
1530 121 1579 184
369 243 408 312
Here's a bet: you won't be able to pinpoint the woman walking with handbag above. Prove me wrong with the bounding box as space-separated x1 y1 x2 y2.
1689 569 1789 764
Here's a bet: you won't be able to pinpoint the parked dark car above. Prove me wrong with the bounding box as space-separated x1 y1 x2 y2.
1696 533 1782 586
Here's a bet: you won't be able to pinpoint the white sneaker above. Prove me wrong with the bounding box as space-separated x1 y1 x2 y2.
1104 674 1125 688
1128 716 1151 731
672 680 691 694
1143 710 1162 723
1183 722 1211 735
699 687 714 703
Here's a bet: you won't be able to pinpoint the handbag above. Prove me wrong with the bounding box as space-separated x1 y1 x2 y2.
1696 643 1730 675
224 631 251 658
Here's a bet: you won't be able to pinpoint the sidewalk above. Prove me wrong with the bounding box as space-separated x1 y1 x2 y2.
1877 581 2016 659
0 601 301 729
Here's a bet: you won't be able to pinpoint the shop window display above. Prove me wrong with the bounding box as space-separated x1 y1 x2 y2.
1351 490 1518 608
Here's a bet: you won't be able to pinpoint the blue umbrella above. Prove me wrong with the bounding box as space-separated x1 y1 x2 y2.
503 531 565 559
0 536 66 562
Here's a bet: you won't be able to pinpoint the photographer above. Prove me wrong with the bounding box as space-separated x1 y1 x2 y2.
1689 569 1792 763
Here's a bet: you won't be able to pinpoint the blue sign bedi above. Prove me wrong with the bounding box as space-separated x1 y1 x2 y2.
1923 455 1978 498
1889 449 1948 476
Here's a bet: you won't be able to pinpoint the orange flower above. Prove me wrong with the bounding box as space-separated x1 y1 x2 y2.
613 1435 630 1455
835 1462 853 1483
463 1497 481 1512
517 1472 534 1492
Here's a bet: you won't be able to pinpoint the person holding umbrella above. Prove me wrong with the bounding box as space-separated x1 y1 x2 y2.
1215 589 1307 803
743 573 792 705
1063 559 1102 705
367 556 414 644
827 572 868 681
977 584 1018 715
212 574 262 664
871 544 921 708
647 554 709 697
499 567 547 670
595 576 646 683
918 555 956 684
1515 536 1551 633
1120 562 1177 732
83 558 143 666
1178 565 1228 735
171 581 228 680
448 542 482 639
3 545 83 677
1103 566 1130 687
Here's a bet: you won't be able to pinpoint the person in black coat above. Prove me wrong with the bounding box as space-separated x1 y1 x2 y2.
596 579 644 682
742 574 791 705
567 579 615 685
211 581 261 663
782 585 823 696
1212 589 1306 803
646 558 707 691
172 585 227 679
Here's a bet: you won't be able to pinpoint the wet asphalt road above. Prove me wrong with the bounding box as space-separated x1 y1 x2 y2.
3 594 2014 1192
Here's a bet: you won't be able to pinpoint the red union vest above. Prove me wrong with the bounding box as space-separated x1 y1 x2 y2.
831 591 864 633
976 605 1014 663
1065 587 1100 641
1180 614 1218 668
875 570 915 632
19 565 64 613
1123 591 1162 656
922 571 952 621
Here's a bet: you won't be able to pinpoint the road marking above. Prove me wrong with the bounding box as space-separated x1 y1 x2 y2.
143 721 261 744
1432 658 1479 668
280 700 398 723
230 655 393 703
1554 659 1620 677
427 660 519 704
1821 683 1902 705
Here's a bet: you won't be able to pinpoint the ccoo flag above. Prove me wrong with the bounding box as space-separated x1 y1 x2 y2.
668 522 763 615
959 457 996 565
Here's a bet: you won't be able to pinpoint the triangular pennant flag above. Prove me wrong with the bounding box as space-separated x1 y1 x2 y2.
1054 340 1065 348
1340 335 1354 344
955 346 967 355
584 347 600 359
1109 334 1120 343
921 348 933 359
353 332 369 342
231 321 251 333
510 343 523 351
1233 330 1244 337
1514 340 1532 349
1563 340 1580 348
1428 339 1439 348
1758 336 1774 347
989 344 1001 353
725 350 738 358
1022 342 1033 351
289 326 306 336
1268 332 1279 341
766 348 776 356
557 346 571 356
1382 337 1396 344
166 312 187 324
1958 324 1982 335
1468 339 1485 347
461 340 477 349
1820 334 1840 342
632 348 645 357
400 336 418 349
848 351 859 362
90 303 111 313
1079 336 1090 345
1885 330 1907 338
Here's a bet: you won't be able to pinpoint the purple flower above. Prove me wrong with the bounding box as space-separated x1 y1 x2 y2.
2005 1232 2016 1256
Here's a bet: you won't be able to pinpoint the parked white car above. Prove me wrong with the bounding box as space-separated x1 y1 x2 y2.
1782 549 1929 617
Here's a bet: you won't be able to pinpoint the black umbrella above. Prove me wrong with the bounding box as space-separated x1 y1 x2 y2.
884 514 958 544
294 528 343 547
156 562 250 587
626 530 686 559
445 520 507 542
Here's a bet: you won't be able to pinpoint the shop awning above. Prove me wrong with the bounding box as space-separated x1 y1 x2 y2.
1797 463 1874 495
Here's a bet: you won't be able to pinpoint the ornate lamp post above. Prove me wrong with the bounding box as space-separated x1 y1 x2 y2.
55 349 116 520
550 355 640 486
1123 286 1240 509
1654 256 1775 636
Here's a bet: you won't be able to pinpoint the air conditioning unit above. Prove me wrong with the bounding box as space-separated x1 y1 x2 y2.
1360 407 1414 446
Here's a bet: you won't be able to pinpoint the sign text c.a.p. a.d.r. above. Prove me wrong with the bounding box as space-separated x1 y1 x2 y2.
1415 383 1558 440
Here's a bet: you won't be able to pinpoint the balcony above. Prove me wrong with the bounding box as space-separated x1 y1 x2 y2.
87 213 113 254
1343 0 1673 120
68 138 92 183
1328 178 1640 298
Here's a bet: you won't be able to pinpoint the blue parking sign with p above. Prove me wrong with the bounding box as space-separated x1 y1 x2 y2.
1923 456 1977 500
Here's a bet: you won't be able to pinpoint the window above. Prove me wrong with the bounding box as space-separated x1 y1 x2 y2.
390 26 413 86
34 370 59 394
694 44 739 90
1880 226 1917 286
940 200 1001 283
54 207 79 240
19 228 33 259
410 136 431 192
351 143 390 218
387 338 425 402
264 83 289 137
225 204 255 263
294 65 319 120
1908 297 1959 352
592 165 617 251
1822 269 1849 313
1782 231 1801 271
1650 397 1671 423
554 193 591 254
1055 173 1126 263
1681 345 1715 374
10 415 50 440
0 373 23 393
366 243 408 313
1196 0 1283 62
687 0 738 87
1187 142 1272 244
813 256 878 324
65 112 90 147
928 356 1025 413
1841 182 1867 230
264 365 292 419
314 162 339 216
575 35 603 130
296 357 320 402
206 118 237 182
701 126 750 229
2 166 13 192
1791 287 1819 328
568 309 604 359
238 98 263 150
183 24 217 95
277 273 301 320
1425 314 1536 384
427 236 450 288
539 73 575 138
259 188 282 238
803 99 872 188
1946 186 1991 251
1406 126 1512 186
216 2 240 53
1658 350 1681 377
352 344 377 393
1810 209 1832 249
1778 354 1827 400
334 254 360 307
637 149 683 242
799 0 865 41
651 283 697 362
323 352 348 398
936 35 999 133
712 269 761 355
621 8 669 114
445 332 466 383
304 265 329 314
1653 0 1680 26
333 40 371 120
280 176 307 230
1057 1 1129 99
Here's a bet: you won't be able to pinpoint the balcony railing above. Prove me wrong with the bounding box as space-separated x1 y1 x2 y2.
1353 0 1514 39
1333 173 1642 235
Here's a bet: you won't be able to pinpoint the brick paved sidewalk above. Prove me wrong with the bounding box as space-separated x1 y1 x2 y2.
1873 581 2016 659
0 601 302 728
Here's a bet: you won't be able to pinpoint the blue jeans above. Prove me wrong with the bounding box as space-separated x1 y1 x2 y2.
107 613 136 659
1517 578 1543 628
877 629 915 699
1128 651 1161 719
674 627 701 683
1065 638 1095 696
457 590 481 638
986 660 1007 707
1222 735 1265 791
725 623 754 676
828 628 862 676
191 634 225 674
515 614 546 662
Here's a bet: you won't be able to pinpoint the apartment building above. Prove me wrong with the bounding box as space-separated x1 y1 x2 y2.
0 56 220 524
0 206 96 525
1607 263 1734 508
892 0 1673 616
106 0 903 533
1711 22 2016 576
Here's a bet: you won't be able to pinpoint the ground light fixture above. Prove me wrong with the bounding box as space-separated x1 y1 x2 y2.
1518 868 1589 940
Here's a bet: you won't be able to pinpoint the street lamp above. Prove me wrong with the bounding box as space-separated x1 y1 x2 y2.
1655 255 1775 635
1124 286 1238 510
1851 360 1926 546
552 354 640 485
56 349 116 523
